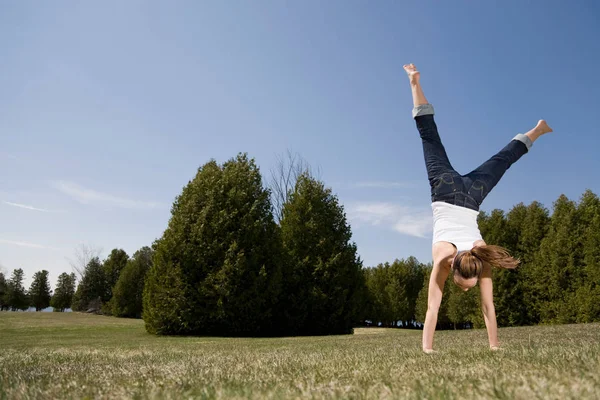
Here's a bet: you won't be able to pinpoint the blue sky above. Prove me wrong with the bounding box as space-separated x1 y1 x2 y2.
1 1 599 287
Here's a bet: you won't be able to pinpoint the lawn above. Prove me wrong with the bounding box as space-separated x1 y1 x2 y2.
0 312 598 399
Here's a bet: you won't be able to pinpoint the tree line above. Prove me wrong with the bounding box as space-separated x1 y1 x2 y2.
361 190 600 329
2 152 599 335
0 269 76 312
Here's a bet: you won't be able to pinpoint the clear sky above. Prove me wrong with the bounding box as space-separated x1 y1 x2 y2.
1 1 599 288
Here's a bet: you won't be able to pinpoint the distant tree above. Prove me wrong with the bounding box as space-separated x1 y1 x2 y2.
72 257 108 313
101 248 129 315
401 256 426 327
447 281 480 329
0 272 7 311
532 195 581 323
50 272 77 312
278 173 365 335
517 201 551 324
364 263 395 326
103 249 129 295
110 247 153 318
4 269 28 311
415 265 451 329
572 190 600 322
144 154 282 336
29 270 52 311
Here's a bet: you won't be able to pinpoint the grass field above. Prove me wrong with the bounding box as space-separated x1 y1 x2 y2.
0 313 599 399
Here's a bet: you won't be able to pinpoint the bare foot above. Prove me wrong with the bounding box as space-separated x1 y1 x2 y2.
536 119 553 135
403 63 420 85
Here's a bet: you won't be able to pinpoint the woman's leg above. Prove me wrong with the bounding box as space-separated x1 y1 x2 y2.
404 64 456 188
465 120 553 204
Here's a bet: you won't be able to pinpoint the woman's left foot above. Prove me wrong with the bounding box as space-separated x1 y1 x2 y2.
536 120 553 135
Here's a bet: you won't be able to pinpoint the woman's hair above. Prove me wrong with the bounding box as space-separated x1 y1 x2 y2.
453 245 519 279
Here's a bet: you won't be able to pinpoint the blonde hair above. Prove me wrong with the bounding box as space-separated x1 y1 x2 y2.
453 245 519 279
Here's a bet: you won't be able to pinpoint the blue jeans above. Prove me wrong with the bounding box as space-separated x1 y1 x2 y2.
414 104 532 212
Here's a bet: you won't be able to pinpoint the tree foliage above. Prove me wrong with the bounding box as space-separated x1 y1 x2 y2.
144 154 282 336
72 257 107 312
110 247 153 318
0 272 7 311
3 269 28 311
50 272 77 312
29 270 52 311
278 173 365 335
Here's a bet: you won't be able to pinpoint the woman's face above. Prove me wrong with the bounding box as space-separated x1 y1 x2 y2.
453 274 478 291
451 251 478 291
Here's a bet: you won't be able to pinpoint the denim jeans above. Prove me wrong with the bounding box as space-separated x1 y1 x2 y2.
414 104 532 212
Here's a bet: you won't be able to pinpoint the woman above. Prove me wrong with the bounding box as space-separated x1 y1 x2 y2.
403 64 552 353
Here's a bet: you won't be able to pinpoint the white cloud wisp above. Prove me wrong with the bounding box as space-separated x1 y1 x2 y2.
51 181 161 210
2 201 54 212
347 202 432 238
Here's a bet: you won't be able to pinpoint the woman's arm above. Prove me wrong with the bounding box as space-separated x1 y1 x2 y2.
422 243 453 352
479 263 500 349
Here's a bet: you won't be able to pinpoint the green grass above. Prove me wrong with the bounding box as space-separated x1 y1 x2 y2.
0 313 599 399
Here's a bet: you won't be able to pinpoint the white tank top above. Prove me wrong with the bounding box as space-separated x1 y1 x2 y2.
431 201 482 252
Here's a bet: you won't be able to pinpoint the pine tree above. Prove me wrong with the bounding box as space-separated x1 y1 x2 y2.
0 272 7 311
111 247 153 318
415 265 452 329
573 190 600 322
493 204 528 326
518 201 551 324
72 257 108 312
4 269 28 311
363 263 399 327
29 270 52 311
103 249 129 298
50 273 77 312
144 154 282 336
532 195 581 323
278 173 364 335
447 282 480 329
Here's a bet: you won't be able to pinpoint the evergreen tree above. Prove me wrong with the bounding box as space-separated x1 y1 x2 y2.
573 190 600 322
103 249 129 298
518 201 551 324
72 257 108 312
144 154 282 336
111 247 153 318
29 270 52 311
364 263 396 327
447 282 480 329
50 272 77 312
494 204 528 326
4 269 28 311
278 173 365 335
101 249 129 315
415 265 451 329
532 195 581 323
0 272 7 311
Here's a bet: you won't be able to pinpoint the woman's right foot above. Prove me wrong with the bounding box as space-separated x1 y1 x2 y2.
536 120 553 135
403 63 420 85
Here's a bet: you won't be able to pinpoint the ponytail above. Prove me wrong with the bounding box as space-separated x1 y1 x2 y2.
453 245 519 280
471 245 519 270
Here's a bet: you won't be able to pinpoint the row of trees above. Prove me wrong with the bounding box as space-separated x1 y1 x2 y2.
143 153 364 336
0 269 76 312
70 247 153 318
361 190 600 329
3 151 598 336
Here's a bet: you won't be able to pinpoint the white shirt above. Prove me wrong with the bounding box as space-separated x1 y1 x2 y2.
431 201 482 252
